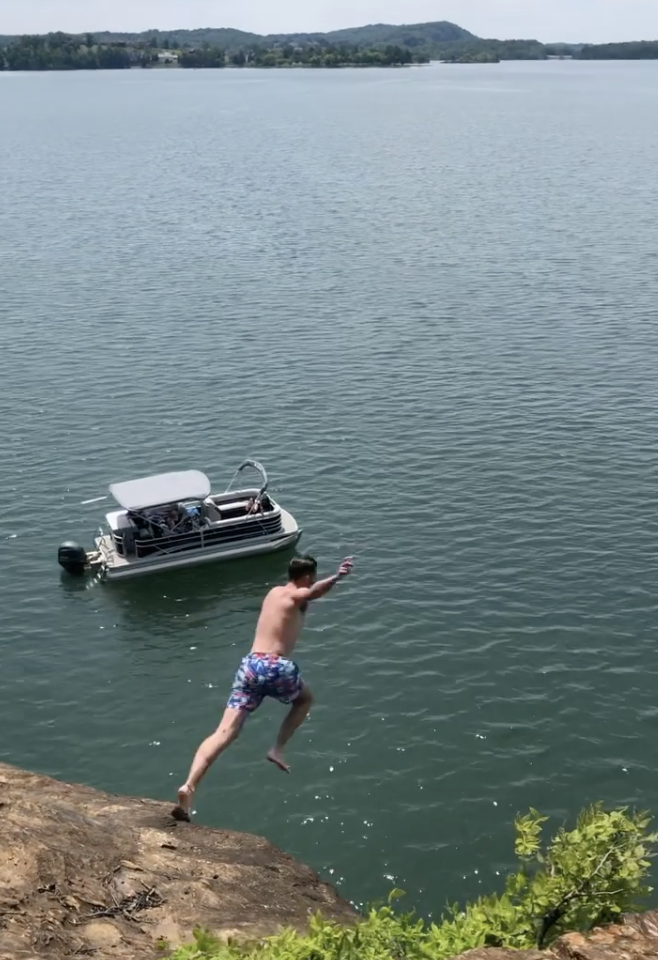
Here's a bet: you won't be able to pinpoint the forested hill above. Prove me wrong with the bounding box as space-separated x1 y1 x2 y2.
301 21 476 45
0 21 475 50
1 22 657 63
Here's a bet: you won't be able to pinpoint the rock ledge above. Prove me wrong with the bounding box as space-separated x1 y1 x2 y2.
0 763 356 959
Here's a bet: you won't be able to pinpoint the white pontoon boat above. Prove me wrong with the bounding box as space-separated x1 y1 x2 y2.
58 460 301 581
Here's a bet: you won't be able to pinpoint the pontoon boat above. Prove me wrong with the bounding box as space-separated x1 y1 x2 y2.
58 460 301 581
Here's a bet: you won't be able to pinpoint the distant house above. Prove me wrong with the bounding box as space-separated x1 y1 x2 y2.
157 51 179 64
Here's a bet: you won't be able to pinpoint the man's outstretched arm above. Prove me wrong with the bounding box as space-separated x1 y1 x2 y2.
293 557 354 604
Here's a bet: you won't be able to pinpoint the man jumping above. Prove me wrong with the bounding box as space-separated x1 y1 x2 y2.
172 554 354 821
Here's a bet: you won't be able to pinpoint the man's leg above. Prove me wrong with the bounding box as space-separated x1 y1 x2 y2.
172 706 246 821
267 685 313 774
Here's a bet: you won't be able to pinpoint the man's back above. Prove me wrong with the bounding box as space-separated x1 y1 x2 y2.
252 585 303 657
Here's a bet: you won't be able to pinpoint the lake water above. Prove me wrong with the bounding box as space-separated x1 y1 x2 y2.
1 60 658 918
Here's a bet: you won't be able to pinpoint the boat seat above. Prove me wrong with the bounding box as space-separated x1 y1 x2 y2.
204 499 223 523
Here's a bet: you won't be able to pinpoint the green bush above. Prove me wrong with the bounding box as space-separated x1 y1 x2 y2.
170 804 657 960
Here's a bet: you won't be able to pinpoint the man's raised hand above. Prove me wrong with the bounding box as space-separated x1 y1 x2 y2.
337 557 354 579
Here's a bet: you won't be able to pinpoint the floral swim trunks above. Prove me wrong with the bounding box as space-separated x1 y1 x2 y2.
227 652 303 713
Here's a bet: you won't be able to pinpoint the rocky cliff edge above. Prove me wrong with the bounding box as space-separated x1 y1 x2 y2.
0 762 356 959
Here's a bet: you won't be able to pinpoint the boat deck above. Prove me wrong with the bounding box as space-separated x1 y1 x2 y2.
96 508 300 577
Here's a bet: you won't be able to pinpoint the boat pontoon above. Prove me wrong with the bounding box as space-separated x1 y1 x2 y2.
58 460 301 581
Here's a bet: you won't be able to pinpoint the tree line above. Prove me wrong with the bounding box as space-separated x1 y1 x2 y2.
0 34 430 70
435 38 658 60
1 33 141 70
437 39 547 61
2 31 658 70
578 40 658 59
182 43 428 68
442 51 501 63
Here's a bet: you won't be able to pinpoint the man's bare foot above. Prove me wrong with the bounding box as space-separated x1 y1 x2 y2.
171 783 194 821
267 748 291 774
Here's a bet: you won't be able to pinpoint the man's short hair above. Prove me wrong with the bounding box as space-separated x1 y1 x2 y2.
288 555 318 582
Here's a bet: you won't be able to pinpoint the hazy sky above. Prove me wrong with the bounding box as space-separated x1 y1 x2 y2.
2 0 658 43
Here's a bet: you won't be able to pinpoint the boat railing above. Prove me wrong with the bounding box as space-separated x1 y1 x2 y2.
133 512 282 559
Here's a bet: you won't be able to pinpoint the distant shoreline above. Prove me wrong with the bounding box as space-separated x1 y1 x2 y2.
2 25 658 72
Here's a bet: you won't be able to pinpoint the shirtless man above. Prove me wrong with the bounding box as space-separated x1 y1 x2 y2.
172 554 354 821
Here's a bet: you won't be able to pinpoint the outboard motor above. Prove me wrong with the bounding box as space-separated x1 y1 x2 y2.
58 541 88 575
